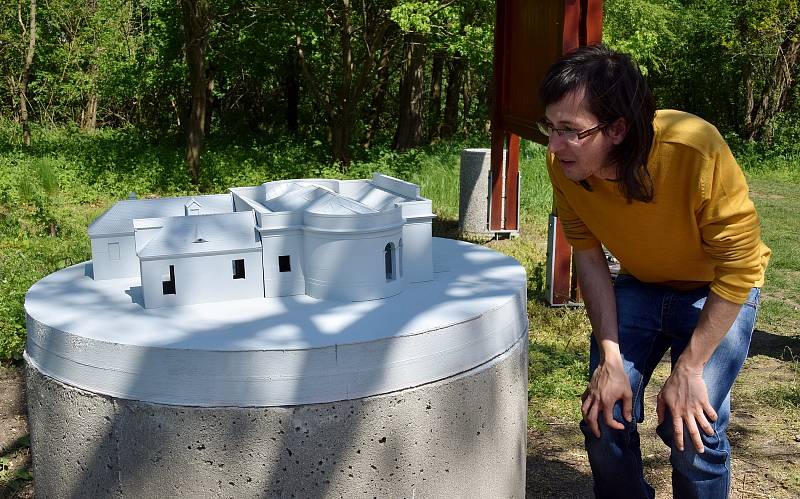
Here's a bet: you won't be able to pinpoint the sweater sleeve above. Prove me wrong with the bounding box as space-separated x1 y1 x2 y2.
697 142 766 303
546 152 601 250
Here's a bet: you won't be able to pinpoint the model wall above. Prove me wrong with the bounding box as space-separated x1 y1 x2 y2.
90 236 139 280
402 222 434 283
140 250 264 308
262 230 306 297
303 228 405 302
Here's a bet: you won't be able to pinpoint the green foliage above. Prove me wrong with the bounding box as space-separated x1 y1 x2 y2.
605 0 800 151
390 2 440 33
518 140 553 227
4 0 800 163
0 237 92 362
746 177 800 339
604 0 681 77
528 345 586 399
1 0 504 166
17 159 60 237
605 0 738 124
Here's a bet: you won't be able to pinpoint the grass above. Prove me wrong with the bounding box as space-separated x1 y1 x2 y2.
747 177 800 332
1 122 799 495
740 172 800 445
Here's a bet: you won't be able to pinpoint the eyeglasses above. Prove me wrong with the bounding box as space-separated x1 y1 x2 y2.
536 119 607 141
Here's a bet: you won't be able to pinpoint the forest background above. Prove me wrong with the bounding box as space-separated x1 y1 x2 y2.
2 1 800 495
1 0 800 360
4 0 800 170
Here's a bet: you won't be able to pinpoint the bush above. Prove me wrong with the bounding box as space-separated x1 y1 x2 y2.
0 238 91 362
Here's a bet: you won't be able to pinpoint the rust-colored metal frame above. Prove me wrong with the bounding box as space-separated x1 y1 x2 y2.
491 0 602 303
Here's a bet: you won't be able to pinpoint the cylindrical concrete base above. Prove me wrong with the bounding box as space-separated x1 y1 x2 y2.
26 336 526 498
24 238 528 498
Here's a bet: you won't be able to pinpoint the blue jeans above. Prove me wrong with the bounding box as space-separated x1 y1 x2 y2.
581 275 760 499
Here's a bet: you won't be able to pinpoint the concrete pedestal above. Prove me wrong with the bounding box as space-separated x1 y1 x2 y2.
459 148 494 238
24 238 528 498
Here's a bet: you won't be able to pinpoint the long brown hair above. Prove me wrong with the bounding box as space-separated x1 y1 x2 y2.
540 45 656 203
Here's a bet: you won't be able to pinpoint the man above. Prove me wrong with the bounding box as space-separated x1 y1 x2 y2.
538 45 770 498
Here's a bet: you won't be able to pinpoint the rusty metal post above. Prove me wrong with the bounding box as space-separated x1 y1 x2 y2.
490 0 603 303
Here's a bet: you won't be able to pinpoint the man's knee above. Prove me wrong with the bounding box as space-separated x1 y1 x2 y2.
581 417 640 457
656 421 730 475
581 418 654 499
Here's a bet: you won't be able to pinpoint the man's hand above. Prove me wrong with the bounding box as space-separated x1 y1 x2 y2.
656 292 743 454
581 356 633 438
572 246 630 438
656 363 717 453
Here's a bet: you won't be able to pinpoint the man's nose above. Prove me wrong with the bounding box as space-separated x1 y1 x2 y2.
547 132 566 153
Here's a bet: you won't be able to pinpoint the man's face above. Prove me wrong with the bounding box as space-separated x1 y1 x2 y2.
544 89 621 182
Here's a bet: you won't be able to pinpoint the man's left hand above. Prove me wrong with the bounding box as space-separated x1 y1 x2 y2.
656 363 717 453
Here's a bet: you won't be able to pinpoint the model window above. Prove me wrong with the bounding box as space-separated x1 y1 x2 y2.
162 265 176 295
279 255 291 273
108 242 120 261
385 243 394 280
233 259 246 279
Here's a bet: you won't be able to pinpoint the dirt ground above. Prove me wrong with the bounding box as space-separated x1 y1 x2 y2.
2 327 798 499
526 327 800 499
0 366 32 499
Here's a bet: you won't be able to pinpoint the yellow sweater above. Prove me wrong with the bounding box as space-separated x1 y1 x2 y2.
547 109 770 304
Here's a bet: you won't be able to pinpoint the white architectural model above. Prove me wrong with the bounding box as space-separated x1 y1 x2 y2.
88 173 435 308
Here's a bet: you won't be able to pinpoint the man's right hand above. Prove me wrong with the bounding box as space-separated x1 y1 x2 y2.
572 246 631 437
581 355 633 438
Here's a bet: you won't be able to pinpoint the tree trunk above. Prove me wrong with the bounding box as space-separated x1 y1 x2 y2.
331 111 353 165
363 46 392 149
204 78 214 137
296 0 391 168
461 67 471 134
81 0 99 132
82 63 99 132
181 0 210 185
333 0 354 166
743 61 753 133
442 53 463 139
6 76 19 121
393 31 426 150
83 87 98 131
19 0 36 146
746 20 800 141
481 74 494 134
284 49 299 135
428 50 444 141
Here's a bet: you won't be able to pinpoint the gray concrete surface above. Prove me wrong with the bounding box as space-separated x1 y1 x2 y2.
26 334 528 498
459 148 496 238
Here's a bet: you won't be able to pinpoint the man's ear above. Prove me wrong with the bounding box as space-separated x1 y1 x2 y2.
607 117 628 145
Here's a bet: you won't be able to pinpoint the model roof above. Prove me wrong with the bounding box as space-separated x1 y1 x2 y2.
262 183 378 215
340 182 408 211
89 194 233 237
137 211 260 259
